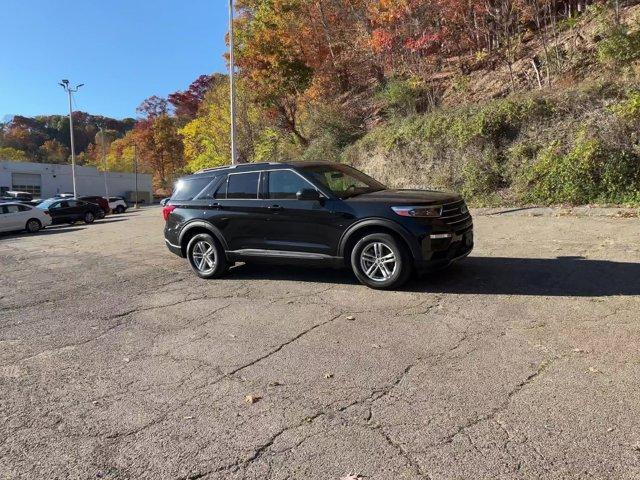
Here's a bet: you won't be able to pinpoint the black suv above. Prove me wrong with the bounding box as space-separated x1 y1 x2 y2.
163 162 473 289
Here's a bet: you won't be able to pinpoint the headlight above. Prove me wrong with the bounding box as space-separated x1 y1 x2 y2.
391 206 442 218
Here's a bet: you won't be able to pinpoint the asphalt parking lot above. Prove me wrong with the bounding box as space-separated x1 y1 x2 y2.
1 207 639 479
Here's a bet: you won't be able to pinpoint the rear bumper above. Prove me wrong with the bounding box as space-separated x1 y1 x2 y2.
165 238 184 257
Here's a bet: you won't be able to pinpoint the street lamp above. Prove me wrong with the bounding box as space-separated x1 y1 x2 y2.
229 0 237 165
59 80 84 198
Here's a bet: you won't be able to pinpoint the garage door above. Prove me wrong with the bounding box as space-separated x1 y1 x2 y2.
12 173 42 196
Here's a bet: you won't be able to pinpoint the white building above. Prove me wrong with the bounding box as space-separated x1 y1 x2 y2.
0 161 153 202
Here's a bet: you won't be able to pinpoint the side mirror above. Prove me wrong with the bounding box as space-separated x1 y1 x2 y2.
296 188 321 201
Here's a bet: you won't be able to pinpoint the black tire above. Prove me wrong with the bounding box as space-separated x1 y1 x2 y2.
84 211 95 224
25 218 42 233
350 233 412 290
186 233 229 279
115 206 125 214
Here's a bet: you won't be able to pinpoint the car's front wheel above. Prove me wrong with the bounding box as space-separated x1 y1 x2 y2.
25 218 42 233
350 233 412 290
186 233 229 279
84 212 95 224
115 206 125 214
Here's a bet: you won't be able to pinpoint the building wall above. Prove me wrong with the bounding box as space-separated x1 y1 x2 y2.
0 161 153 201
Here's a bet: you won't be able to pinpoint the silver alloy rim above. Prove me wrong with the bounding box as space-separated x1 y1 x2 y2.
192 240 217 273
28 220 39 232
86 213 93 222
360 242 397 282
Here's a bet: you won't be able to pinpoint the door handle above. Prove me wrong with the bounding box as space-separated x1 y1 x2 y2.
268 205 283 211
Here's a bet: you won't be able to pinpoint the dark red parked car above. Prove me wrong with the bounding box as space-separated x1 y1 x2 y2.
79 196 110 217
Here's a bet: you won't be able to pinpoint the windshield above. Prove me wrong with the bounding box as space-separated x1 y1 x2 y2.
300 164 386 199
37 199 57 210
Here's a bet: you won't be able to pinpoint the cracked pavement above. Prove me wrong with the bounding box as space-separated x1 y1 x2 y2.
1 207 639 479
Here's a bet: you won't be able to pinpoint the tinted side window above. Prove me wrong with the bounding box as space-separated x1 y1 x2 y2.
172 177 213 201
67 200 79 207
267 170 312 199
195 175 222 199
227 172 259 199
18 205 31 212
5 205 20 214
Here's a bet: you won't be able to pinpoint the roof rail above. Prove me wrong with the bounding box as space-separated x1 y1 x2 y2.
195 162 282 174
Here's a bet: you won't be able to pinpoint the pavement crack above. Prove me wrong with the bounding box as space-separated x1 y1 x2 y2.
226 311 344 376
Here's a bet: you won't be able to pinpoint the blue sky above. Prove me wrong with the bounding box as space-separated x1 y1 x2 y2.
0 0 229 120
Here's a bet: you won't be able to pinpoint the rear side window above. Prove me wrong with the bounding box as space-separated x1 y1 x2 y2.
18 205 31 211
194 175 222 199
171 177 212 201
226 172 260 199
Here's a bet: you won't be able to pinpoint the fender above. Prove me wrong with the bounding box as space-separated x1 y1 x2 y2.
337 217 423 261
178 220 229 254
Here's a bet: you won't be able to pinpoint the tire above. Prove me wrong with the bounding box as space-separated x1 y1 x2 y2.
84 212 95 224
25 218 42 233
115 206 125 214
186 233 229 279
350 233 412 290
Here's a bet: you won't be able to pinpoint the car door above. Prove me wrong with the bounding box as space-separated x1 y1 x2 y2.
49 200 72 223
261 169 347 255
66 200 84 221
0 205 21 232
209 171 270 251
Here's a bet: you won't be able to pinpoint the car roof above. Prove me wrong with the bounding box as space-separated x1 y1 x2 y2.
189 161 340 179
1 202 32 207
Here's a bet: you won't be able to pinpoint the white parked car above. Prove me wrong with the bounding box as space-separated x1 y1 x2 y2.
108 196 129 214
0 202 52 233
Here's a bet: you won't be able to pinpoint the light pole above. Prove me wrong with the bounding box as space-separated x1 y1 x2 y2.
59 80 84 197
229 0 237 165
98 126 109 198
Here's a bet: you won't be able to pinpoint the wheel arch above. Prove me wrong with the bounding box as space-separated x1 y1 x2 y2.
338 218 421 264
178 221 228 258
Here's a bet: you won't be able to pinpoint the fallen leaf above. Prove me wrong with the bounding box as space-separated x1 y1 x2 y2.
123 357 130 363
371 344 381 349
324 373 334 379
573 348 584 353
183 416 194 420
588 367 600 374
346 315 355 321
340 474 363 480
245 395 261 404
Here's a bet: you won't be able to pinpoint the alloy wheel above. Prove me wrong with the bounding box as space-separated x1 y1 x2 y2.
27 220 41 233
191 240 217 273
359 242 397 282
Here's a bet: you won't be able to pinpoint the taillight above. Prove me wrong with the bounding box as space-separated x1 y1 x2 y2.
162 205 176 221
43 210 50 216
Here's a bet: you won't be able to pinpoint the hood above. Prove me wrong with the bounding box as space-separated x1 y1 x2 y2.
346 189 461 205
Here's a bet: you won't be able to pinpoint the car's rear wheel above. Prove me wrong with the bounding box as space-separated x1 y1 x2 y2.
84 212 95 224
351 233 411 289
186 233 229 279
115 206 125 214
25 218 42 233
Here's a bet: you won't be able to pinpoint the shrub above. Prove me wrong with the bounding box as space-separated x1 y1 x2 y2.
597 25 640 65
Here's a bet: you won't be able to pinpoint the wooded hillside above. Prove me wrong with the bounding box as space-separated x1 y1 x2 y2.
2 0 639 203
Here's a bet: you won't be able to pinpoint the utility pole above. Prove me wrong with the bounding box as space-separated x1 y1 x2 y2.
229 0 237 165
133 144 139 209
59 80 84 197
98 126 109 198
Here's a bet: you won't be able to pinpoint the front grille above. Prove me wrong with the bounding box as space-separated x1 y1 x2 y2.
440 200 472 232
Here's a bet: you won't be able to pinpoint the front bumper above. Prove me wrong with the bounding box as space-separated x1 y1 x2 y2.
416 227 474 270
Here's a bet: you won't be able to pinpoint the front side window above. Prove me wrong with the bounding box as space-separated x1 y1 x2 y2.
267 170 314 199
226 172 260 199
300 164 385 199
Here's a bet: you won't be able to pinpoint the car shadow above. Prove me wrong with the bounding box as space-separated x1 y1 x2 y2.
228 256 640 297
0 226 86 239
